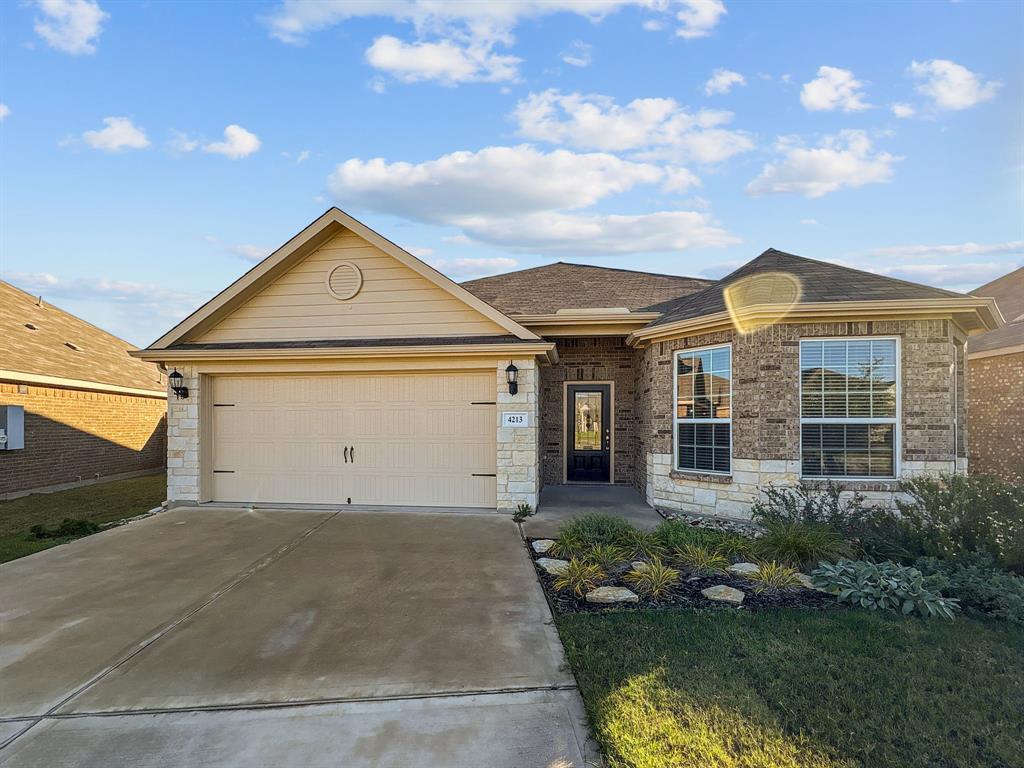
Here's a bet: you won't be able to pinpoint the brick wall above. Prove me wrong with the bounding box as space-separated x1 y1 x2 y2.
0 381 166 498
539 337 639 486
968 351 1024 483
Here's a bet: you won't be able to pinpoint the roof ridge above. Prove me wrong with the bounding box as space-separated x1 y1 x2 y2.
461 260 712 284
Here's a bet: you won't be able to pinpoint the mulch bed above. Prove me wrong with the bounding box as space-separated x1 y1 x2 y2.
528 540 841 614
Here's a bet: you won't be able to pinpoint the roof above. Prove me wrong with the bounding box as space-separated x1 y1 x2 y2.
461 262 712 315
647 248 967 327
969 267 1024 354
0 280 166 393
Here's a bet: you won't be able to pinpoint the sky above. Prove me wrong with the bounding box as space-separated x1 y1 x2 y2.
0 0 1021 346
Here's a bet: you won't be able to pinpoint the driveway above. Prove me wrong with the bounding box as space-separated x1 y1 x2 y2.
0 507 596 767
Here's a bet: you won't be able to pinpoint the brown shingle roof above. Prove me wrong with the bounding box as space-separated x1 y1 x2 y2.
647 249 966 327
461 262 711 315
0 280 166 392
970 267 1024 353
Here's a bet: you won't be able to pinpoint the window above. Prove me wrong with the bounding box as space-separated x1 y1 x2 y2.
800 338 898 478
674 345 731 474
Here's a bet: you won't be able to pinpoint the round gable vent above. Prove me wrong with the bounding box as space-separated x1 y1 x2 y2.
325 262 363 301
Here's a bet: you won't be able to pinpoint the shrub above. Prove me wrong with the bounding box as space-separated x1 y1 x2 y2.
916 555 1024 625
751 481 863 528
552 557 605 598
654 519 752 557
672 544 729 576
512 503 533 523
30 518 101 540
811 559 960 620
617 528 665 559
746 561 802 594
556 513 636 548
583 543 630 571
548 530 586 559
624 558 680 597
753 522 851 569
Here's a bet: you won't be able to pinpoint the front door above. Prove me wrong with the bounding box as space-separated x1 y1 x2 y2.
566 384 611 482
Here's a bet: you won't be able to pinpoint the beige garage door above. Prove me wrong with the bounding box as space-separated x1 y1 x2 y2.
210 373 496 508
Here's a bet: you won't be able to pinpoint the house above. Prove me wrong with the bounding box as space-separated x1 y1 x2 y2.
968 268 1024 483
132 208 1001 516
0 280 167 500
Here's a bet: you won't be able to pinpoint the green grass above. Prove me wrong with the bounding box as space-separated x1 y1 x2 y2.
0 473 166 564
556 609 1024 768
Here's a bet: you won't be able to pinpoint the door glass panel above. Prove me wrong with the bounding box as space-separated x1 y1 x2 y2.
574 392 602 451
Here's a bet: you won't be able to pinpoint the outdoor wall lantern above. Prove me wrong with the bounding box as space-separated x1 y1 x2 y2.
168 368 189 400
505 362 519 396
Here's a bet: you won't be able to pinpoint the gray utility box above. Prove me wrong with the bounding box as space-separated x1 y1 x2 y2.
0 405 25 450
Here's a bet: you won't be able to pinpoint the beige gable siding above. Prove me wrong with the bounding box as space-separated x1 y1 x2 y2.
194 229 506 342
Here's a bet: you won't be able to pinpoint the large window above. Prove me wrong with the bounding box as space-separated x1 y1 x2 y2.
674 345 731 474
800 338 898 478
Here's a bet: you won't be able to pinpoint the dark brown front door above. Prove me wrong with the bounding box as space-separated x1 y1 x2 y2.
566 384 611 482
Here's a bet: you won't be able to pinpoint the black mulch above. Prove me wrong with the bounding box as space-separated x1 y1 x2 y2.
527 540 841 615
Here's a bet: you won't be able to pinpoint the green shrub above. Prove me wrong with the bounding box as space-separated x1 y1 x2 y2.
624 558 680 597
548 529 586 559
617 528 665 559
512 503 533 523
583 543 630 571
753 522 851 569
654 519 751 557
746 561 802 594
811 559 960 620
672 544 729 576
553 557 605 597
916 555 1024 624
557 513 636 547
29 518 101 540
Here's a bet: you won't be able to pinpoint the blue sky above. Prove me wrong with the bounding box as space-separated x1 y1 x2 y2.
1 0 1021 345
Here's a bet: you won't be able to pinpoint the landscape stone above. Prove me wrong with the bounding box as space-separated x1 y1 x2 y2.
531 539 555 554
701 584 745 606
630 561 650 572
727 562 760 577
585 586 639 604
536 557 569 576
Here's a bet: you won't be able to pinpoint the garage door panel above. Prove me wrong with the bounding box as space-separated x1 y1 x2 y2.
211 373 496 508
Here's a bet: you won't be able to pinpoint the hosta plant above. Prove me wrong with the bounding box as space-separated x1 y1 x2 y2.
552 557 605 598
625 558 680 598
811 559 960 620
583 543 630 571
672 544 729 576
746 561 802 594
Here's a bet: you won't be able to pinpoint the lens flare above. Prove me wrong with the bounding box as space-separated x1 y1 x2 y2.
723 271 803 334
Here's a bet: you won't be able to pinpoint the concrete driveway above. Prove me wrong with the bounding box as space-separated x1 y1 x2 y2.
0 507 596 767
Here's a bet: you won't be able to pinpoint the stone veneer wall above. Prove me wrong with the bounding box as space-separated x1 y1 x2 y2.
968 350 1024 483
166 366 201 502
638 319 967 519
539 337 638 486
496 357 541 512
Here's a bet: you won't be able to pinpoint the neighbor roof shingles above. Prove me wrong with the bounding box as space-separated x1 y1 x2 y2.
0 280 165 392
462 262 712 315
969 267 1024 353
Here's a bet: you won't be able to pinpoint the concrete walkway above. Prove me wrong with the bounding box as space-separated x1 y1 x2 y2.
0 507 597 767
524 484 663 538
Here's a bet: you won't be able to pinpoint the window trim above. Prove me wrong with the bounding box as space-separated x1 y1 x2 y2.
672 342 733 476
798 335 901 481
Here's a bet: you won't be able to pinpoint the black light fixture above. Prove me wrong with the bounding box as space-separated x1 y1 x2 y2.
168 368 189 400
505 361 519 396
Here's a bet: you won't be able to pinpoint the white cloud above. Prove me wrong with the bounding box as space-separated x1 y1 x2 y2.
226 244 272 261
704 68 745 95
800 66 870 112
800 218 818 225
662 167 701 193
908 59 1001 111
367 76 387 94
282 149 311 164
430 256 518 278
864 241 1024 260
168 130 199 153
81 117 149 152
890 102 915 119
442 234 472 245
409 246 435 258
871 263 1010 290
33 0 107 55
0 103 10 121
203 124 261 159
673 0 726 39
642 19 664 31
560 40 593 68
746 130 899 198
365 35 520 84
511 89 753 163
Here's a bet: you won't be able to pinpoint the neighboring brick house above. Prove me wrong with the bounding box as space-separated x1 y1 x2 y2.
968 268 1024 483
0 280 168 499
133 209 1001 517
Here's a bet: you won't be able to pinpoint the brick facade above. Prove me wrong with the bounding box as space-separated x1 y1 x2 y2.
539 337 638 486
0 381 166 499
968 351 1024 483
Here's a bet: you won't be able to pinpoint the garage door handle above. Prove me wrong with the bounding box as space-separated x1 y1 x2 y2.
344 446 349 464
350 445 355 464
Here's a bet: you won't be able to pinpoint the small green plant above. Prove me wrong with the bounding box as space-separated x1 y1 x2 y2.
549 529 586 558
583 543 630 570
746 561 802 594
552 557 605 597
625 557 680 597
654 519 751 557
617 528 665 559
754 522 851 569
29 518 101 540
811 559 960 620
512 503 534 523
916 555 1024 625
557 513 636 547
672 544 729 576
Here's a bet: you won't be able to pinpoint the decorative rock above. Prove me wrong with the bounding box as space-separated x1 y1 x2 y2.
531 539 555 554
727 562 761 577
585 586 639 604
796 573 837 594
536 558 569 576
630 561 650 572
701 585 745 606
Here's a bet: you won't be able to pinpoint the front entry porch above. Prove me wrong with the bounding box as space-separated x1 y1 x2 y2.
522 484 662 539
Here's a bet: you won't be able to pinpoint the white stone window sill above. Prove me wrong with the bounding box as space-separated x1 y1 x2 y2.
669 470 732 484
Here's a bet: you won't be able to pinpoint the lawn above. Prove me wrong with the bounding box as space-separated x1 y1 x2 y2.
557 608 1024 768
0 473 166 563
